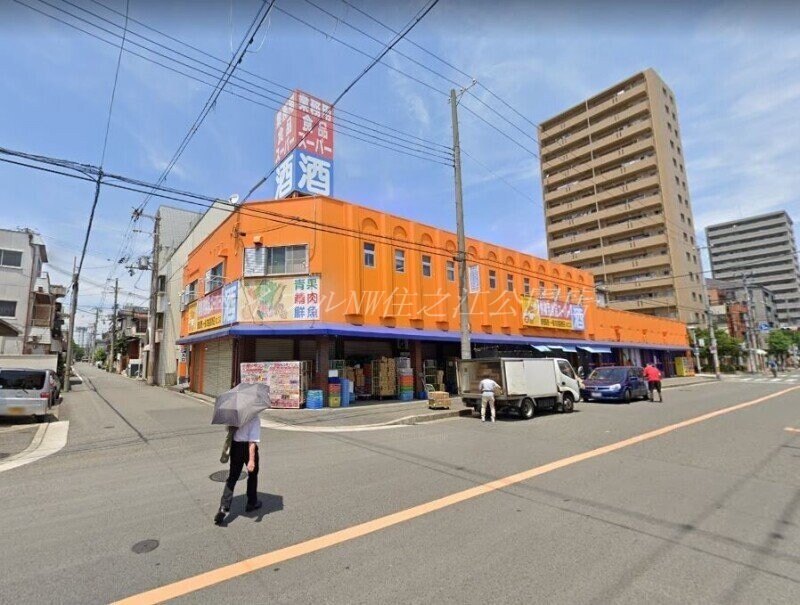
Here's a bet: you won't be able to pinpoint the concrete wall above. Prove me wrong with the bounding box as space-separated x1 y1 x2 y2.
0 230 44 354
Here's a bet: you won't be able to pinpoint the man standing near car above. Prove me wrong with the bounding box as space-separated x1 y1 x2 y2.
479 373 500 423
644 362 663 402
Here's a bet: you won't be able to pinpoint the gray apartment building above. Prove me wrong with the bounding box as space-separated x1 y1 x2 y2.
706 211 800 328
539 68 706 326
0 228 65 355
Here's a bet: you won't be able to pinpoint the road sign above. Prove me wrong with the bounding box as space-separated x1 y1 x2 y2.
758 322 771 333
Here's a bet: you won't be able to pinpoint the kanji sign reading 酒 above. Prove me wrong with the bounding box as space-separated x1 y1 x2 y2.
274 149 333 198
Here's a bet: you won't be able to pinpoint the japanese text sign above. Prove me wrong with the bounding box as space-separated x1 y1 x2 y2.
239 275 322 323
521 296 585 331
193 289 223 332
274 90 334 165
275 149 333 198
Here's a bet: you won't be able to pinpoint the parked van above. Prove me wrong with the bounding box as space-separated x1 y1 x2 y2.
0 368 56 422
457 357 581 419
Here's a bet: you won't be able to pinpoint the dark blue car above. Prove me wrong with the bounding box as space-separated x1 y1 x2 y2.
580 366 649 404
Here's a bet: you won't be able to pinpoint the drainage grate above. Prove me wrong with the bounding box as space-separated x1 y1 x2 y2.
132 539 159 554
210 469 247 482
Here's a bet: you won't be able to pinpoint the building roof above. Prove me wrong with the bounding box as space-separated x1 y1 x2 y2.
705 210 792 231
0 319 20 337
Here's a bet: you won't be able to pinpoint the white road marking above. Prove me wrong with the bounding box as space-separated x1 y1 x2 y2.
0 424 40 434
0 421 69 473
739 378 753 382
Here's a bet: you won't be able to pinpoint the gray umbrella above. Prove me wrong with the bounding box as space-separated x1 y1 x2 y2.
211 382 271 427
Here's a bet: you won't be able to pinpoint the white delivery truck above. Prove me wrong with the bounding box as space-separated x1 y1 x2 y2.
457 357 580 420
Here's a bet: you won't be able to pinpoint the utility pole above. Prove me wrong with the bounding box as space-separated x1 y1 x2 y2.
146 212 161 385
91 307 100 361
697 246 720 379
109 278 119 373
451 87 471 360
63 257 78 392
743 274 759 373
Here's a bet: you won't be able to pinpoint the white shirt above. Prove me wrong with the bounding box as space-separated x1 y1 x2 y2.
233 416 261 443
479 378 500 394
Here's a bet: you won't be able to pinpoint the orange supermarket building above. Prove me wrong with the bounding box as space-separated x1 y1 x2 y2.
176 195 689 400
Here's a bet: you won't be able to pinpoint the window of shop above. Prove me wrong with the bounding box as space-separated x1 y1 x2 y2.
539 280 545 297
268 245 308 275
446 260 455 282
186 280 198 302
506 274 514 291
205 262 224 293
363 242 375 268
523 277 530 296
488 270 497 289
395 249 405 273
422 255 432 277
0 249 23 268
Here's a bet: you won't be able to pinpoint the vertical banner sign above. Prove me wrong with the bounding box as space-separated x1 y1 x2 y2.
274 89 335 199
468 265 481 293
222 281 238 325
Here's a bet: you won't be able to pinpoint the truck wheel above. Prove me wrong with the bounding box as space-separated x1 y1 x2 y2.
519 398 534 420
561 393 575 413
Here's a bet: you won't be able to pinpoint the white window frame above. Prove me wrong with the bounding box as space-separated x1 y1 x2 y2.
205 263 224 293
0 300 17 317
523 277 530 296
506 274 514 292
0 248 23 268
395 249 405 273
266 245 309 277
488 270 497 290
446 260 455 282
363 242 376 268
422 255 432 278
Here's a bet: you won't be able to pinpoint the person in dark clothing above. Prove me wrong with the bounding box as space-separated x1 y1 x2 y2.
215 416 261 525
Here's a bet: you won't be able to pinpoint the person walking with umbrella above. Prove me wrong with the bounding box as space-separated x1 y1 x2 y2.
212 382 271 525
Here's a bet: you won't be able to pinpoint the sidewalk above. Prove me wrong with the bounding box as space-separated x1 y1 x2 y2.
184 374 718 429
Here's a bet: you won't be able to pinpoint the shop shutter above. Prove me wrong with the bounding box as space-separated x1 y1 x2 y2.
203 338 233 397
255 338 295 361
343 339 393 360
298 339 318 362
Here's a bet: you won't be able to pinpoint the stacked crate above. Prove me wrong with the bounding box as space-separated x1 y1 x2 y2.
328 377 342 408
371 357 396 398
397 369 414 401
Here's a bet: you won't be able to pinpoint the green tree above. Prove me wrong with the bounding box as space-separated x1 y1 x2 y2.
94 348 107 363
767 330 792 359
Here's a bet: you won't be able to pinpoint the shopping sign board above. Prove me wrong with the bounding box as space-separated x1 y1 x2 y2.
194 288 223 332
274 90 334 164
222 281 238 325
275 149 333 198
239 275 321 322
521 296 585 331
240 361 304 409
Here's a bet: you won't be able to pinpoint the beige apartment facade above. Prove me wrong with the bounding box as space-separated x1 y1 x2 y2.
539 68 705 326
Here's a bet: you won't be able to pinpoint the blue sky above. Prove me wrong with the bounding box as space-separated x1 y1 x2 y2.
1 0 799 334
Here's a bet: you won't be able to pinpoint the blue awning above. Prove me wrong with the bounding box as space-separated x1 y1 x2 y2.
578 345 613 354
532 345 551 352
559 345 578 353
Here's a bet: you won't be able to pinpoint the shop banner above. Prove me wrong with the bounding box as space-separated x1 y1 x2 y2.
239 275 321 322
186 301 198 334
240 361 303 408
468 265 480 293
222 281 238 325
522 296 585 331
194 289 223 332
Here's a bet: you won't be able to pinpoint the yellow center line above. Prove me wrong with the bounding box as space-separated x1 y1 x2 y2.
785 427 800 434
113 386 800 605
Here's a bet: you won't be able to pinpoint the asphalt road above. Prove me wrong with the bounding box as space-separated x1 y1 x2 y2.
1 364 799 604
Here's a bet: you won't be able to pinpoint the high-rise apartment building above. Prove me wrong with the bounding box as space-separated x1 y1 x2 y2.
706 211 800 328
539 69 705 325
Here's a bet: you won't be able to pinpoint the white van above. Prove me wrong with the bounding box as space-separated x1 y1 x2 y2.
0 368 57 422
457 357 581 419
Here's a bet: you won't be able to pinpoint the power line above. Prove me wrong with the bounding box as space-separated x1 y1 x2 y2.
98 0 128 167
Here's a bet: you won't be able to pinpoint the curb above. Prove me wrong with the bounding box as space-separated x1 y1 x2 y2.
387 408 474 425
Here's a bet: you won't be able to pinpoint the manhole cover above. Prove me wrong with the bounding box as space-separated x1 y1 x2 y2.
132 539 159 554
210 470 247 482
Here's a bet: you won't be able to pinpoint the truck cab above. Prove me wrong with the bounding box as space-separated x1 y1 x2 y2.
457 357 580 420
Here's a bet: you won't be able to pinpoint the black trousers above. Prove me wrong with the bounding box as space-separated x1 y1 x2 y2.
220 441 259 510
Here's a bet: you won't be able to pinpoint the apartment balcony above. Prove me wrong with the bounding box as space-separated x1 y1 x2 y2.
603 253 671 274
540 111 590 147
588 98 650 139
544 163 594 190
606 276 674 293
595 174 660 204
553 232 668 264
591 119 652 155
586 80 648 120
709 229 792 248
540 128 592 156
543 177 596 205
592 156 658 191
549 192 662 236
542 147 593 174
610 294 677 312
591 137 655 174
551 215 662 249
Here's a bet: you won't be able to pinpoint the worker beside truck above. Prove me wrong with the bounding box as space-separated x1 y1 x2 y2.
458 358 581 420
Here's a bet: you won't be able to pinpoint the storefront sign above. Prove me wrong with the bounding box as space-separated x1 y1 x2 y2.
240 361 304 408
521 296 586 331
222 281 238 325
274 90 335 199
186 301 197 334
194 289 223 332
468 265 480 293
239 275 321 322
